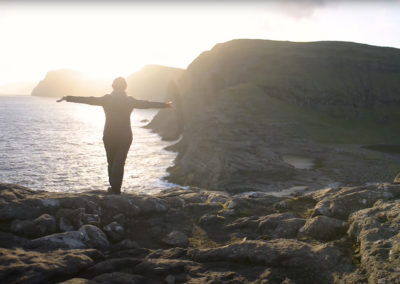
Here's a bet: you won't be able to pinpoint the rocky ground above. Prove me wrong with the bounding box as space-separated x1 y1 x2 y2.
1 182 400 283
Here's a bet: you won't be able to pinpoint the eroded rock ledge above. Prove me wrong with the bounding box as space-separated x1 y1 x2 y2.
1 183 400 283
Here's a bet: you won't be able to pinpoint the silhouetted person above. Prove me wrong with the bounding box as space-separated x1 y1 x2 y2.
57 77 172 194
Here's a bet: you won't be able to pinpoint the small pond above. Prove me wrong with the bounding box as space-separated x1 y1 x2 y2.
281 154 316 170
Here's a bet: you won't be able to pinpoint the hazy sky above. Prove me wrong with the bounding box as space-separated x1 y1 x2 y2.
1 1 400 92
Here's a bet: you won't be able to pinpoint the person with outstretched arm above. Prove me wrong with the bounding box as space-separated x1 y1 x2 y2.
57 77 172 194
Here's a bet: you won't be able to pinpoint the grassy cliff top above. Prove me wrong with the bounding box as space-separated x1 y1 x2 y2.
185 39 400 110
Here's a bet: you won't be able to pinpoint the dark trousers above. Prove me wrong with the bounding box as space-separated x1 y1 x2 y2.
103 136 132 193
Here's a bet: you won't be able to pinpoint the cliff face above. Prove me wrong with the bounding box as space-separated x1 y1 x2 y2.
148 39 400 192
183 39 400 116
31 65 183 100
31 69 108 97
126 65 184 101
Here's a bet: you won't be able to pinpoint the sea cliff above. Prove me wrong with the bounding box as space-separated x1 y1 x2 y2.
31 65 183 101
1 182 400 283
147 39 400 192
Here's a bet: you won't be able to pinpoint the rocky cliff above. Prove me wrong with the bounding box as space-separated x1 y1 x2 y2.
31 65 183 101
31 69 109 98
145 80 184 141
2 182 400 283
126 65 184 101
148 40 400 192
181 39 400 115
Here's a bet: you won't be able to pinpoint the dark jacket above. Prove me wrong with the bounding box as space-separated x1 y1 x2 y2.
66 91 166 139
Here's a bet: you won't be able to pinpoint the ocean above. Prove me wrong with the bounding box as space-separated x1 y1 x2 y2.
0 95 179 194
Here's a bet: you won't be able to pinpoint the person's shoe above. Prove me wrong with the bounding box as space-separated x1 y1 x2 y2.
107 187 121 195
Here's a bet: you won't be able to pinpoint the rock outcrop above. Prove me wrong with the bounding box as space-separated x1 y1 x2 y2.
2 182 400 283
145 80 184 141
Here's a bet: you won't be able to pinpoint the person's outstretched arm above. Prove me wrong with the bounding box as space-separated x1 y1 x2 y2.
131 97 172 109
57 96 105 106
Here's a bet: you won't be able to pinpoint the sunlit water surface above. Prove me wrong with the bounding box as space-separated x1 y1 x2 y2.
0 96 179 194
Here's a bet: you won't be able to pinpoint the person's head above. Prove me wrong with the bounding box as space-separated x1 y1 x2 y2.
112 77 127 91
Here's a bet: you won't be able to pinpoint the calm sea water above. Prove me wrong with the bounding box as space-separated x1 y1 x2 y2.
0 95 179 193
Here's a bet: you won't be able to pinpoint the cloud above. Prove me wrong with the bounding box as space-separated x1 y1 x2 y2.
265 0 325 19
259 0 399 20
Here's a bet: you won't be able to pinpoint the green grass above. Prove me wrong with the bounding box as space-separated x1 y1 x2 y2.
216 83 400 145
189 40 400 146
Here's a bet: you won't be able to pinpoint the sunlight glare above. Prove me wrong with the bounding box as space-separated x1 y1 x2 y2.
1 1 400 89
0 2 264 85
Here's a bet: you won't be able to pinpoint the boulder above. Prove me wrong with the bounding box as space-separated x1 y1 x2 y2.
301 216 347 241
129 196 169 215
162 231 189 248
30 230 88 249
34 213 57 236
59 196 100 213
11 213 57 238
101 195 141 218
103 221 125 243
57 208 85 231
30 225 109 250
83 213 101 227
0 198 45 221
79 225 109 250
258 212 305 238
